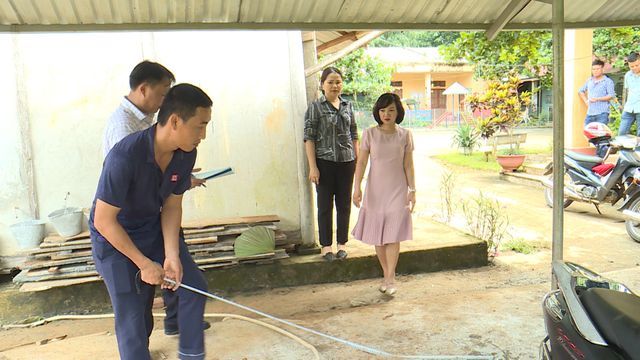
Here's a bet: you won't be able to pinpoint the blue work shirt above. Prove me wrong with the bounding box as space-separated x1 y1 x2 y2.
624 70 640 113
89 124 196 260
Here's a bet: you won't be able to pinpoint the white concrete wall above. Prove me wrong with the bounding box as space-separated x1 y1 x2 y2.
0 31 308 255
0 35 34 254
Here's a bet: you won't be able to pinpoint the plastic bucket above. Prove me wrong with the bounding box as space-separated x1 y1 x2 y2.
10 220 46 250
48 207 84 237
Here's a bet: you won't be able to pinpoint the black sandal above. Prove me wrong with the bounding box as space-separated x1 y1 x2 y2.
322 252 336 261
336 250 348 260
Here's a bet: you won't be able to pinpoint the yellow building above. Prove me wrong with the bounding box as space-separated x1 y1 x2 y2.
366 47 485 120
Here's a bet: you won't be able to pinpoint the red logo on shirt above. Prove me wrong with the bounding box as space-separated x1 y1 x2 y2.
171 174 178 182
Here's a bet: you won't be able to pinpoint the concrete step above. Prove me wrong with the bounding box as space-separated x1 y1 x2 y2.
500 171 545 188
523 162 548 176
0 236 487 324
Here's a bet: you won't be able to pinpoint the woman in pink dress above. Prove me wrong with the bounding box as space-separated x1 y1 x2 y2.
352 93 416 295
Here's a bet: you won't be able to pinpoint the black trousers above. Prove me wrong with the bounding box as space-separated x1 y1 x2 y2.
316 158 356 247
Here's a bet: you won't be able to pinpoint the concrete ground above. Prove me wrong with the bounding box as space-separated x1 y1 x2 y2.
1 127 639 360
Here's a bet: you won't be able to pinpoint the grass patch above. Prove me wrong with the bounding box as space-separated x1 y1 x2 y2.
501 238 549 254
435 145 552 172
521 145 552 155
434 152 502 172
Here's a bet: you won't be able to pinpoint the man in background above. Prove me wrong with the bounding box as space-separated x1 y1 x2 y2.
619 52 640 136
578 59 616 126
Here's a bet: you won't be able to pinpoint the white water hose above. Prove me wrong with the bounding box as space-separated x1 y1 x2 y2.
1 312 319 359
2 280 494 359
165 278 494 360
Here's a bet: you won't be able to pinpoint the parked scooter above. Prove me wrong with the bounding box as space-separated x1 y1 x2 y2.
540 261 640 359
541 122 640 242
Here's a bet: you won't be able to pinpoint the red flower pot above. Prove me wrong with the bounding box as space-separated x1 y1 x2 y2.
496 154 526 172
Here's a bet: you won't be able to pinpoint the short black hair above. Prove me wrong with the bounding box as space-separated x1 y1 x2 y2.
129 60 175 90
592 59 605 67
157 83 212 126
628 52 640 63
373 93 405 125
320 67 343 85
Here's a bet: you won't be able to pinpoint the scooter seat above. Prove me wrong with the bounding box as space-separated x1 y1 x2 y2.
565 150 603 164
580 288 640 359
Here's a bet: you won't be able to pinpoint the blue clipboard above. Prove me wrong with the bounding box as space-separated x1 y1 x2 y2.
193 167 234 180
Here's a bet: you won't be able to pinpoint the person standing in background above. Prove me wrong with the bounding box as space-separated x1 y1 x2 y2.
619 52 640 135
578 59 615 126
304 67 359 261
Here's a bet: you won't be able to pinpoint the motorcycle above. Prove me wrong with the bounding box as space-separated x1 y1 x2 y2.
540 261 640 359
541 122 640 242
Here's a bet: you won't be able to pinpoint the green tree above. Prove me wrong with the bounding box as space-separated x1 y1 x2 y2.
593 27 640 69
370 31 460 48
440 31 552 86
438 27 640 86
333 48 394 110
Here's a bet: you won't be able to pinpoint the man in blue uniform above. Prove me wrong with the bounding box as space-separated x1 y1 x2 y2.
102 60 208 336
90 83 212 360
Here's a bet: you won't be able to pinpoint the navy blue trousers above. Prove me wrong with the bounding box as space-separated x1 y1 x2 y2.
163 288 179 330
95 239 207 360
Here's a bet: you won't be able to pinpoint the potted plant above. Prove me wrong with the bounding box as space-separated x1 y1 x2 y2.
467 72 531 171
452 124 479 155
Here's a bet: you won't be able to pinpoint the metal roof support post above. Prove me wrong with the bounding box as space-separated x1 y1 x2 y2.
551 0 565 288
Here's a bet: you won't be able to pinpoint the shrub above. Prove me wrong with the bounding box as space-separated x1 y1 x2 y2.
439 171 456 222
607 99 635 135
467 71 532 155
462 192 509 258
452 124 480 155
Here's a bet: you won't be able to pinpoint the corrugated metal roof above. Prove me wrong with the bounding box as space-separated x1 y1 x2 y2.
1 0 639 32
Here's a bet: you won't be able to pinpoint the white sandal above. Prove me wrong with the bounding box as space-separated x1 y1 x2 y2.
386 287 397 295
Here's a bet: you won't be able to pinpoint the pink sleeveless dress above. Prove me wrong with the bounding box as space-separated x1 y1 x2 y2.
352 126 414 245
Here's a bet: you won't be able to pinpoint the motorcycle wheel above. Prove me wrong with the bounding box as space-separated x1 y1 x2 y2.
625 197 640 243
544 174 574 208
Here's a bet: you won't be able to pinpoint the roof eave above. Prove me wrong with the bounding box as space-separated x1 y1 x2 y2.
2 19 639 33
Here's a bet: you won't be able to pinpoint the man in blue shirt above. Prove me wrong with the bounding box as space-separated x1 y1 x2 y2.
578 59 616 126
619 52 640 136
102 60 208 336
103 61 175 157
90 83 212 360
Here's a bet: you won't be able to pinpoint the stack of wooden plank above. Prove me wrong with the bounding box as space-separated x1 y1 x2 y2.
13 215 291 292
